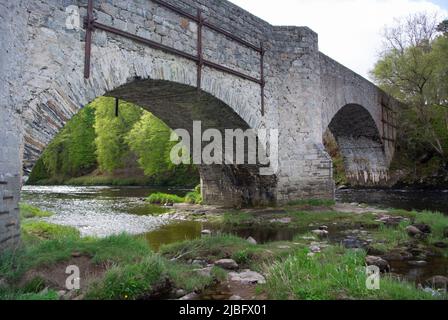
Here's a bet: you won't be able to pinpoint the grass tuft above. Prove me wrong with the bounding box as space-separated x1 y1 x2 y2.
146 192 184 205
19 203 53 219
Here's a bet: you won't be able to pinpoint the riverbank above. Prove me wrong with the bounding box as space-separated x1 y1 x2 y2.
1 202 447 300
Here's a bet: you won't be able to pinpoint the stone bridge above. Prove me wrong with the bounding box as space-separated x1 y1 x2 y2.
0 0 399 249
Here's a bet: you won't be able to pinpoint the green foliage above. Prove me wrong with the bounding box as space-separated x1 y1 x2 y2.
126 112 174 176
371 15 448 175
28 96 199 187
19 203 53 219
93 97 142 173
146 192 185 205
184 185 202 204
28 104 97 183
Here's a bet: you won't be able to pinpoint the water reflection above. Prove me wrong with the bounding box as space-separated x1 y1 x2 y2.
337 188 448 214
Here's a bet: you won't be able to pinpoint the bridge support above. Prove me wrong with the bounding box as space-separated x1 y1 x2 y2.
0 110 22 251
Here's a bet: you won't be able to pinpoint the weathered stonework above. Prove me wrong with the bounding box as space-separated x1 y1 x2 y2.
0 0 398 249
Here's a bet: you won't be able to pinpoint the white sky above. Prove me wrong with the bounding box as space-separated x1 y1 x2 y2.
228 0 448 80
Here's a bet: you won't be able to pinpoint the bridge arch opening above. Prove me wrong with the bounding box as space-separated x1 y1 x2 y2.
324 104 389 186
23 78 277 208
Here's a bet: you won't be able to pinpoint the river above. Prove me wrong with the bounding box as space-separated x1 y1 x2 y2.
21 185 448 289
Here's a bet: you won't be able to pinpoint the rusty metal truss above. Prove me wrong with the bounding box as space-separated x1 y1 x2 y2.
381 99 397 147
83 0 266 115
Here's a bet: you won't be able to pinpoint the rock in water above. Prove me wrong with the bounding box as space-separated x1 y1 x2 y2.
407 260 428 267
425 276 448 290
228 270 266 285
365 256 390 273
214 259 239 270
201 229 212 235
247 237 257 245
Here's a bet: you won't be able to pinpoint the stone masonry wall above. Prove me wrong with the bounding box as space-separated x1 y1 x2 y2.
0 0 28 250
0 0 395 250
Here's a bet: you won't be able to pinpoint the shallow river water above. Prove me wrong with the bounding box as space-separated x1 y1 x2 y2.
21 185 448 289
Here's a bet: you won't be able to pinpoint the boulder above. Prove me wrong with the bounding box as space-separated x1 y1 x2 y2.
228 270 266 285
425 276 448 290
247 237 257 245
312 229 329 238
215 259 239 270
412 224 431 234
365 255 390 273
406 225 423 238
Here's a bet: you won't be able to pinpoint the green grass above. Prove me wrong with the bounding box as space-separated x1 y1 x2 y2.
1 221 215 300
368 210 448 252
185 191 202 205
86 253 214 300
222 212 256 226
21 221 80 242
263 246 443 300
287 199 336 207
146 192 185 205
160 234 251 261
19 203 53 219
0 288 59 300
0 231 151 282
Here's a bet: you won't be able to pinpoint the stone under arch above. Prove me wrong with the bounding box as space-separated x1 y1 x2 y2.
327 104 388 186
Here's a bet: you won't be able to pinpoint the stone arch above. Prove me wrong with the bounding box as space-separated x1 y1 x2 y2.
327 104 388 186
22 75 276 208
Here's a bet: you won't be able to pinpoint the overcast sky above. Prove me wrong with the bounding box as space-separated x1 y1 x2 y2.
228 0 448 80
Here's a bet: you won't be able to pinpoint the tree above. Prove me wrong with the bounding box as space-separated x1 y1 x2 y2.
93 97 142 173
126 112 175 176
371 13 448 164
437 20 448 35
